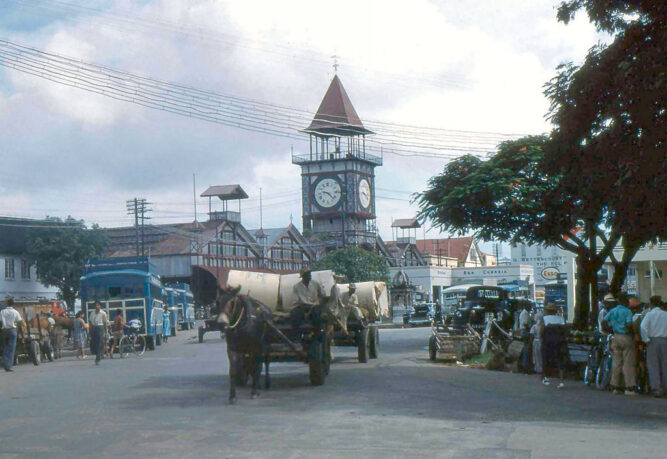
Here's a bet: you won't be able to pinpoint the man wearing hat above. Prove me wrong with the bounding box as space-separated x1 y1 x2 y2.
604 293 637 395
338 283 363 333
291 268 324 328
598 293 616 334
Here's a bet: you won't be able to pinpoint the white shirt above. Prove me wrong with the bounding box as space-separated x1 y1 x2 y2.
640 307 667 342
47 317 56 326
1 307 22 329
519 310 532 330
292 280 323 307
89 309 109 326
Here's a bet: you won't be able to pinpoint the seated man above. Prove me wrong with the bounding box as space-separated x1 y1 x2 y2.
337 283 364 333
291 268 324 328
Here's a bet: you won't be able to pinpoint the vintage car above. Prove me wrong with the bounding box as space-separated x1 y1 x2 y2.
403 302 435 326
450 286 513 333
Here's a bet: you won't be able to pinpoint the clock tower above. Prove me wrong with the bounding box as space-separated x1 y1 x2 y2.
292 75 382 248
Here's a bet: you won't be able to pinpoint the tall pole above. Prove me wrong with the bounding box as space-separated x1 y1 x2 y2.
193 173 197 224
259 187 263 229
134 198 139 256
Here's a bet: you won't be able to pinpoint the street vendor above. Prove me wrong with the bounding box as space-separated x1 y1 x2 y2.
291 267 324 328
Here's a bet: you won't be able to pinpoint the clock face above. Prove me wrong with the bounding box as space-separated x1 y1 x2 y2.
314 178 342 208
359 179 371 208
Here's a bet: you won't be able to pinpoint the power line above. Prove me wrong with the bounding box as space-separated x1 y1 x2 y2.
0 39 521 161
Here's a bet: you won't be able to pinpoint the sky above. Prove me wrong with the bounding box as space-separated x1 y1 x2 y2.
0 0 606 256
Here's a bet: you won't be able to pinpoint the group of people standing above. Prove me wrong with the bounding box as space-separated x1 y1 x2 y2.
599 293 666 397
517 294 666 396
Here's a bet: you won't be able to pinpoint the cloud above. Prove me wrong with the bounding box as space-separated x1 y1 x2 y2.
0 0 603 239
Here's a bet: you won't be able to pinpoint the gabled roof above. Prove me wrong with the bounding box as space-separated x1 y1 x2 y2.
200 185 248 200
415 237 475 264
392 218 420 229
304 75 373 136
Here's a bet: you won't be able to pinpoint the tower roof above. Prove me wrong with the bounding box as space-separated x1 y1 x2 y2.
304 75 373 136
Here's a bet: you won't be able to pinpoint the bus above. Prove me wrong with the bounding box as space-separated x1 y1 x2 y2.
80 257 165 349
442 284 482 317
166 282 196 331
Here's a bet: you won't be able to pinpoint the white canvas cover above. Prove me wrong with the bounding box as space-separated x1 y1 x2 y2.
225 270 281 310
332 281 383 321
374 282 390 318
279 270 336 311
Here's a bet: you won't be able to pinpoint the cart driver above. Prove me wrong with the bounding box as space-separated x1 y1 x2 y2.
339 283 364 333
291 267 324 328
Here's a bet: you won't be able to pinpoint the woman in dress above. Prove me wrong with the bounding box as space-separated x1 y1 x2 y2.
72 311 88 359
162 305 170 343
540 303 568 388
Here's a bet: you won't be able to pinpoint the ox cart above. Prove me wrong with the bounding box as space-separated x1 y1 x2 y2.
329 281 389 363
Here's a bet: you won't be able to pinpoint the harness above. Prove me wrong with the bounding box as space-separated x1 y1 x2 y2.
226 298 246 330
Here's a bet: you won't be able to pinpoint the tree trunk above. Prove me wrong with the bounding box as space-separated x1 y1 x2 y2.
573 255 597 329
610 238 643 296
61 287 76 312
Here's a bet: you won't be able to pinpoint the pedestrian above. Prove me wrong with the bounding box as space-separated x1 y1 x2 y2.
540 302 567 388
640 296 667 397
530 310 543 374
110 309 126 357
72 311 88 360
89 301 109 365
603 293 637 395
517 302 534 373
598 294 616 334
1 299 23 372
162 305 170 343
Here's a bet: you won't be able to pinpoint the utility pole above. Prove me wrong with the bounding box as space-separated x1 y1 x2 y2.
126 198 152 257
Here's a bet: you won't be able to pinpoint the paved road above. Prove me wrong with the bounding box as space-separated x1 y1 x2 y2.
1 326 665 458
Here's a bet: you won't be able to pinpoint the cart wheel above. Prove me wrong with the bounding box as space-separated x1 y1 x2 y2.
369 327 379 359
198 326 205 343
357 327 370 363
309 342 326 386
30 340 41 366
43 342 54 362
429 335 437 361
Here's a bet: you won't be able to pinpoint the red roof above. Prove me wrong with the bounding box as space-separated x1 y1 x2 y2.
415 237 474 264
304 75 373 135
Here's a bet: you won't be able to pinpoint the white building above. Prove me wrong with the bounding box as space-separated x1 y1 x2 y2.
510 243 575 287
388 264 534 305
1 217 59 302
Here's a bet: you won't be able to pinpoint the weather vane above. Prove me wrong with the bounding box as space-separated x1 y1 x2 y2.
331 54 339 73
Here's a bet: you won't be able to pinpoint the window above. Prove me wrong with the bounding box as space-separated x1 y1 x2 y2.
21 260 31 280
5 258 15 279
108 286 122 298
536 246 542 257
521 245 526 257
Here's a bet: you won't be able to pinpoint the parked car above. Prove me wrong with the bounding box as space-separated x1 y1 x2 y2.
403 303 435 326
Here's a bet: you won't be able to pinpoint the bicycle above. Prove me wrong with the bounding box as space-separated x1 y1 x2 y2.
119 322 146 357
584 332 603 386
595 334 613 390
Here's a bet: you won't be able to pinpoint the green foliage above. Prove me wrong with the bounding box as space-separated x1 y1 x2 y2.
26 217 107 310
417 135 574 246
313 246 388 284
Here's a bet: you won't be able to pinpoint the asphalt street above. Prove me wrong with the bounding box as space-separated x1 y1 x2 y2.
1 326 665 458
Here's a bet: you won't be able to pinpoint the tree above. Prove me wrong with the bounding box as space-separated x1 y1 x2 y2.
27 217 107 311
417 136 626 328
313 246 389 284
546 1 666 300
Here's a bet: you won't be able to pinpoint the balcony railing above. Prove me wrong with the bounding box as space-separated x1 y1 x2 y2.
292 150 383 166
208 211 241 223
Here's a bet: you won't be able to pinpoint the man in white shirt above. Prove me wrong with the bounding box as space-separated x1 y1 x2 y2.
640 296 667 397
89 301 109 365
1 299 23 372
